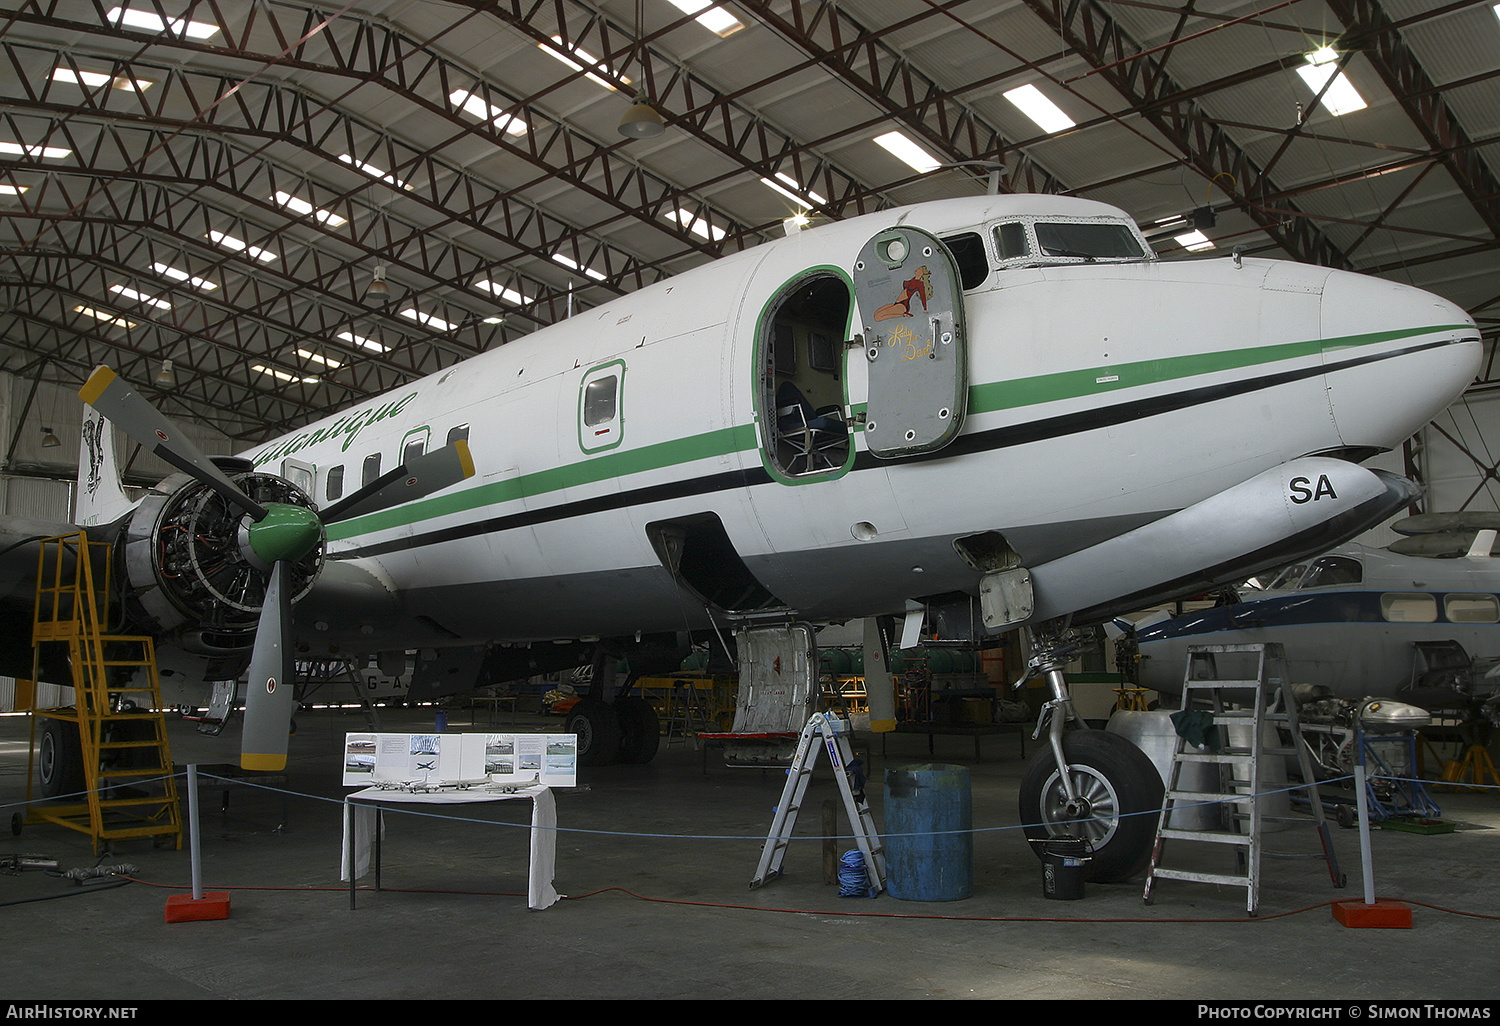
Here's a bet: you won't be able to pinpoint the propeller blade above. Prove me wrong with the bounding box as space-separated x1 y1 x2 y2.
321 439 474 524
240 559 297 771
79 365 267 521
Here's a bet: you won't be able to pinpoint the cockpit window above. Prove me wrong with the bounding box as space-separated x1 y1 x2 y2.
1034 221 1146 260
995 222 1029 261
941 232 989 290
1298 555 1363 589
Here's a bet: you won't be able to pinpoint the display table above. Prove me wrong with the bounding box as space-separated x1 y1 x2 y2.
341 784 560 910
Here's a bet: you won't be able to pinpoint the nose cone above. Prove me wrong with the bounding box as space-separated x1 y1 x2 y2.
1320 269 1479 450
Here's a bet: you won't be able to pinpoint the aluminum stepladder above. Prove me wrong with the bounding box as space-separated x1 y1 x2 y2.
1142 642 1344 915
750 713 886 894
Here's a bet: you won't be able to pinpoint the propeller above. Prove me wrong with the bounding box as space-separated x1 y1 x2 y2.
79 365 474 771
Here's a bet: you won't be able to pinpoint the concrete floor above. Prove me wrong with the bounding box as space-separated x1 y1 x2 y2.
1 701 1498 1003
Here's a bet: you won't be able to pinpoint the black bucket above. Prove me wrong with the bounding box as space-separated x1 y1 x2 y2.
1035 834 1091 900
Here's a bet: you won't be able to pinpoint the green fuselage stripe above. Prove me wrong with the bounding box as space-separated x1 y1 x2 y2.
322 324 1463 543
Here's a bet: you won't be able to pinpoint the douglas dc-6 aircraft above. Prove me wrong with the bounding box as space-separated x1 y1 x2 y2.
0 193 1480 882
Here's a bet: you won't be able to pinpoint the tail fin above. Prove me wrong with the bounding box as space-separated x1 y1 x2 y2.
75 406 135 527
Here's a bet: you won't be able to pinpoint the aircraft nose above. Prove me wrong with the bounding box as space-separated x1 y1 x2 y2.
1319 269 1479 450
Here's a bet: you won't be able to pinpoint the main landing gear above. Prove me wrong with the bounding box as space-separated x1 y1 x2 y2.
564 651 660 766
1016 627 1163 883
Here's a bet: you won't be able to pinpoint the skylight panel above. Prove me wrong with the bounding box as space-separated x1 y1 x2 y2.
50 67 154 91
74 305 136 329
400 308 458 332
552 254 607 281
474 280 532 306
541 37 628 91
448 90 529 136
151 262 217 290
106 6 220 39
873 131 940 174
254 364 318 384
666 1 744 37
1174 230 1215 253
338 154 413 191
206 230 277 262
1004 84 1076 134
272 191 348 227
0 141 71 160
336 330 389 353
109 284 172 310
296 348 342 369
1296 48 1366 117
0 185 28 196
667 208 727 242
759 173 825 207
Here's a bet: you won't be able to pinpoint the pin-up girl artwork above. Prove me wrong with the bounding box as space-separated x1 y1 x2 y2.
874 265 933 321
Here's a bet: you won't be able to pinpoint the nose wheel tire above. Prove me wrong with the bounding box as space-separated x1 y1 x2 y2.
38 718 86 800
1019 729 1163 883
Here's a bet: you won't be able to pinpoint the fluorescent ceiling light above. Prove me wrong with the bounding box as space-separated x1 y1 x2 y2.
151 262 217 290
400 308 458 332
336 330 389 353
206 230 277 262
552 254 607 281
668 208 727 242
666 0 744 37
1174 230 1215 252
474 280 532 306
273 191 348 227
0 141 71 160
873 131 940 174
296 348 342 369
449 90 529 136
1004 84 1076 134
107 6 220 39
74 305 136 329
0 185 28 195
109 284 172 310
51 67 153 91
253 364 318 384
542 37 628 91
1296 48 1367 117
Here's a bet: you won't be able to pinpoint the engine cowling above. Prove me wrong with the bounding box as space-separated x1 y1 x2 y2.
120 461 324 656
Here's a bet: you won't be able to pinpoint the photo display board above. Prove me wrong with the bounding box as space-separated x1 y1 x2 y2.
342 732 578 789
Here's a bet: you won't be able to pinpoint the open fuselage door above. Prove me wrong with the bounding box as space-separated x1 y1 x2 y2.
853 227 969 457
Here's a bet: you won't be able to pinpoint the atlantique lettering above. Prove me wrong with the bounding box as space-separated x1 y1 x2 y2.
251 390 419 465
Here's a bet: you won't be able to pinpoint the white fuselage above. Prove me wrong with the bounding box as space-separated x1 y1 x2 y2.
239 195 1479 654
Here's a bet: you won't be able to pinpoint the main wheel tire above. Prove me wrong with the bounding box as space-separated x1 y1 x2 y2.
1019 729 1164 883
566 700 622 766
39 718 86 799
615 697 660 765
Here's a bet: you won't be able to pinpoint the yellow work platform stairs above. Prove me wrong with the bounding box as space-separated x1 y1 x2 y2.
23 532 181 853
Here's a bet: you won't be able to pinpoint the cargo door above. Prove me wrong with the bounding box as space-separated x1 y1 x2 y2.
852 226 968 457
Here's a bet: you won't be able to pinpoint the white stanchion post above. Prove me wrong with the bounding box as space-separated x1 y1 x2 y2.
187 763 203 901
1353 733 1376 905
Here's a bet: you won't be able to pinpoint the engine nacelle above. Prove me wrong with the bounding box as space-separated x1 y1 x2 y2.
119 461 324 656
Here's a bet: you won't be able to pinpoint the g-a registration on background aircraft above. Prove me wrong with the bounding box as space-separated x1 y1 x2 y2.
0 193 1481 883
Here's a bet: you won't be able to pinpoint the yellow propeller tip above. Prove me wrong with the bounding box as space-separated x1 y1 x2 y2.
241 753 287 772
78 365 117 407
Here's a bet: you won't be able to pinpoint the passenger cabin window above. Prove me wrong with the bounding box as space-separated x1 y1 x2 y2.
446 424 470 446
579 361 624 453
1381 593 1437 623
1444 594 1500 623
403 437 425 464
325 465 344 502
760 273 851 477
362 453 382 487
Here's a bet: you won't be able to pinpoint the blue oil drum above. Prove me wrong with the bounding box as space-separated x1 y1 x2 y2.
883 763 973 901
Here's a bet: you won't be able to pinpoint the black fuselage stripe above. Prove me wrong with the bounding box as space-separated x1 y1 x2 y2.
334 338 1461 560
